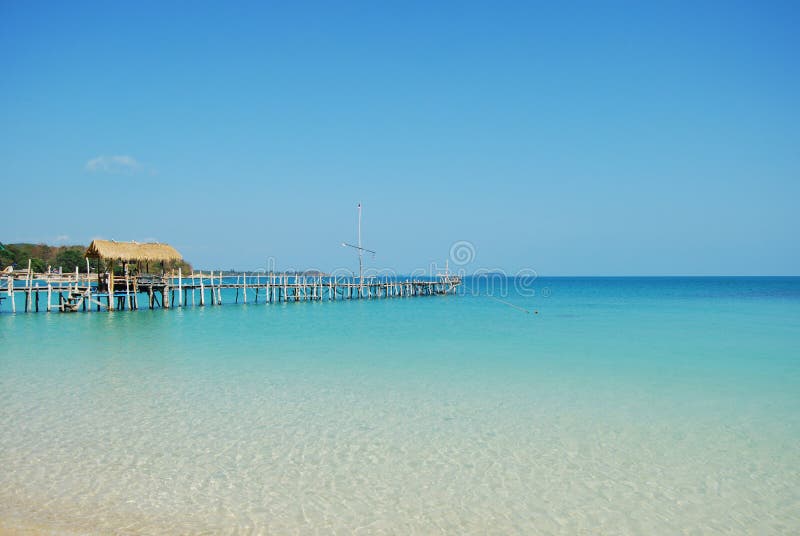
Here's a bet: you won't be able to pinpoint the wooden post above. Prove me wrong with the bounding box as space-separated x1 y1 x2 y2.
243 272 247 304
87 270 93 312
85 258 92 311
178 267 183 307
47 278 52 312
199 271 206 306
217 271 223 304
108 265 115 311
9 275 15 314
25 259 32 312
211 272 216 305
163 273 170 309
125 267 131 310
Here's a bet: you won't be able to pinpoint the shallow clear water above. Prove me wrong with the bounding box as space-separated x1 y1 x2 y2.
1 277 799 534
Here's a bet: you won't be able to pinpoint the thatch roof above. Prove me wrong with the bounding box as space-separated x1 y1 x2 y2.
85 240 183 262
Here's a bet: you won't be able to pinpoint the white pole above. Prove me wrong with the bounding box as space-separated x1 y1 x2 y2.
85 258 89 303
9 275 15 314
199 271 205 306
26 259 32 312
178 267 183 307
358 202 363 297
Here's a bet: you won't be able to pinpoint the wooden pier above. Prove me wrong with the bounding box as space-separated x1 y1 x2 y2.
1 269 461 314
1 239 461 314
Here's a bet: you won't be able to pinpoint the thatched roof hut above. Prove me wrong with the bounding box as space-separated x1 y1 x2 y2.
85 240 182 262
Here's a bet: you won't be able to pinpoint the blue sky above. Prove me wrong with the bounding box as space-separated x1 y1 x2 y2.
1 1 798 275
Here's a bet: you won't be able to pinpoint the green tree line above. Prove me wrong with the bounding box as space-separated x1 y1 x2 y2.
0 243 85 272
0 243 192 274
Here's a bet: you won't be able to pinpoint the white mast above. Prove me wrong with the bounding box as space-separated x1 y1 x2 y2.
341 202 375 298
358 202 363 295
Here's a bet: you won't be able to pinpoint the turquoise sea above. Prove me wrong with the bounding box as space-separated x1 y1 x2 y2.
1 277 799 534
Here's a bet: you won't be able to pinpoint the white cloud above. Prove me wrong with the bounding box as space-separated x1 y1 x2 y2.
85 155 141 174
53 234 70 243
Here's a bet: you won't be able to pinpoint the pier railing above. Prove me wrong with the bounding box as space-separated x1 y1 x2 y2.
1 268 461 313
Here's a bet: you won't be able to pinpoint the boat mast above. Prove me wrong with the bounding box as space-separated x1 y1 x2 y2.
356 203 361 295
342 203 375 298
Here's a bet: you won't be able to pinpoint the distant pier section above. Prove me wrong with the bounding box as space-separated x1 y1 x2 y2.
1 240 461 314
